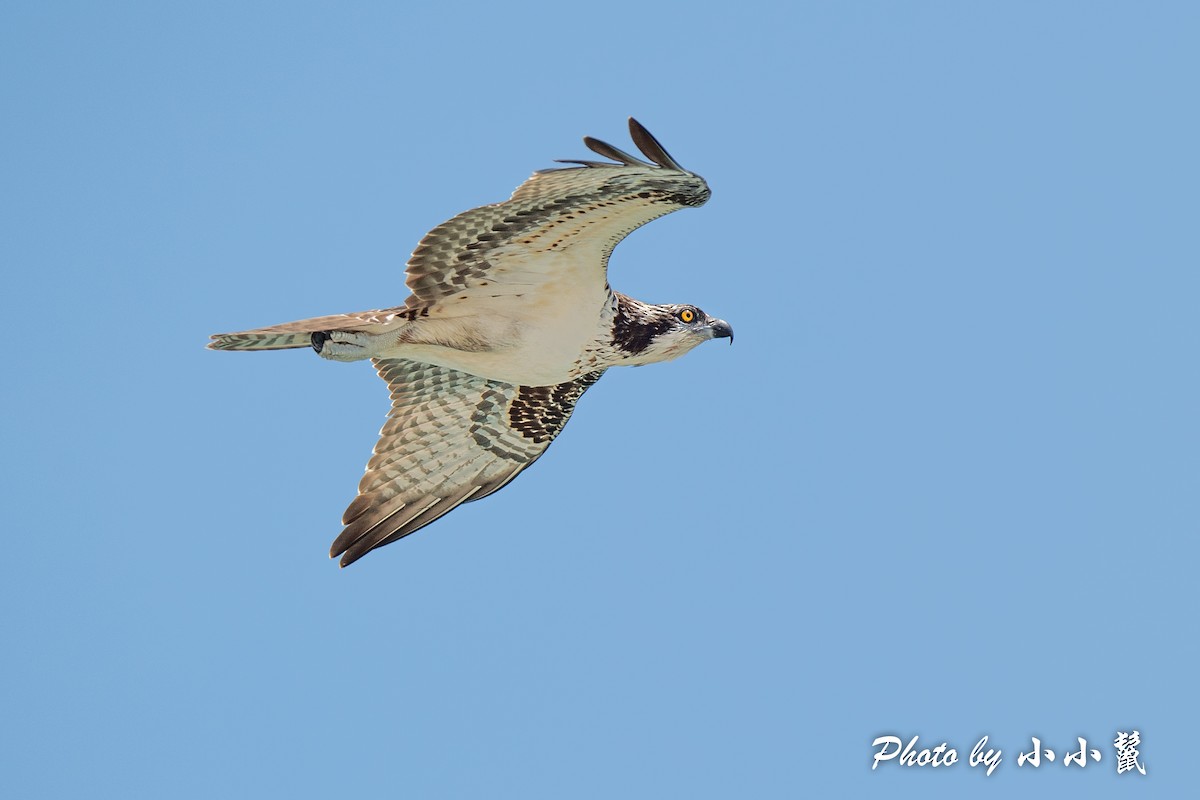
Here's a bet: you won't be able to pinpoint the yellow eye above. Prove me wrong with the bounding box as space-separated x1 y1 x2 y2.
679 308 695 323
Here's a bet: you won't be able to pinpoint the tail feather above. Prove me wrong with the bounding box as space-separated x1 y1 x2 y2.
208 308 403 352
207 330 315 351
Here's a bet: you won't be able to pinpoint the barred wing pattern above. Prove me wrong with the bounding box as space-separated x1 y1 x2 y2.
208 309 404 351
331 359 605 566
402 118 710 309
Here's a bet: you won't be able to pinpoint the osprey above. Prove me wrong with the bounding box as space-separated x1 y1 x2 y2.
210 119 732 566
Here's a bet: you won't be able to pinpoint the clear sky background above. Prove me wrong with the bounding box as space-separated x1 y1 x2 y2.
1 2 1195 797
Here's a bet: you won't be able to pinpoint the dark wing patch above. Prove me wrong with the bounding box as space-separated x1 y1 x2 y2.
330 360 606 566
508 371 605 444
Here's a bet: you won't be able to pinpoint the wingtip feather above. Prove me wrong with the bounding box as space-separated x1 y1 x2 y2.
583 135 651 168
553 119 687 173
628 117 684 171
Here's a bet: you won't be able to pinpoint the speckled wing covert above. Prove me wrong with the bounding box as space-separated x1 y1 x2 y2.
330 359 604 567
400 117 711 310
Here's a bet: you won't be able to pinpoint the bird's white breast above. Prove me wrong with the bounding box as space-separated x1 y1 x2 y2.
382 249 614 386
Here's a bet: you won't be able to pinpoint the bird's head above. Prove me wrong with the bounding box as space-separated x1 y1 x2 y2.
611 295 733 366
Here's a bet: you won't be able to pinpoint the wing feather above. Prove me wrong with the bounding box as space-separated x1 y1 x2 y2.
329 359 605 566
628 117 685 170
580 135 651 168
402 118 710 309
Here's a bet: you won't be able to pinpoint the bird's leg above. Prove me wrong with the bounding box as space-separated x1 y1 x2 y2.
311 330 375 362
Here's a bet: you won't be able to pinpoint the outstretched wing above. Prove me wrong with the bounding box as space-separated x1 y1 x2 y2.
330 359 605 566
402 117 710 309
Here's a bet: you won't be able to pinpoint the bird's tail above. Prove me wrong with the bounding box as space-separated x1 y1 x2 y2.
208 308 403 351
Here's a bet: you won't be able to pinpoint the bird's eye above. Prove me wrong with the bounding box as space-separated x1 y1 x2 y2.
678 308 696 323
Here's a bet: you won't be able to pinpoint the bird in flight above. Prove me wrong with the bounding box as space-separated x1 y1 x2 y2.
210 118 732 566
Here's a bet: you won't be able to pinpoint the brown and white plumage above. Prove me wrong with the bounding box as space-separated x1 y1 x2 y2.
399 124 709 316
210 119 731 566
331 360 603 566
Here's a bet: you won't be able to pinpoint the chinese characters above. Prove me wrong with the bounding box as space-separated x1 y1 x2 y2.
870 731 1147 777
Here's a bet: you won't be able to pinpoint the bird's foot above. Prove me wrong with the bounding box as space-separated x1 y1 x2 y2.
311 330 373 362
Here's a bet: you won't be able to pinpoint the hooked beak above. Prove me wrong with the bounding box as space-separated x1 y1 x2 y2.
709 318 734 344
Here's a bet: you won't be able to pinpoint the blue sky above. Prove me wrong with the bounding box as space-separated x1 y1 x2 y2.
2 2 1196 797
